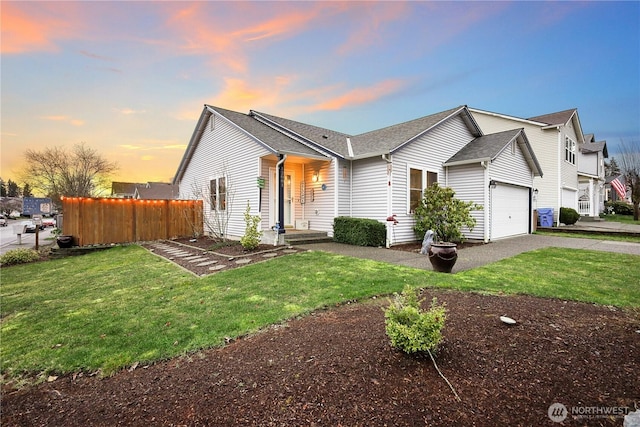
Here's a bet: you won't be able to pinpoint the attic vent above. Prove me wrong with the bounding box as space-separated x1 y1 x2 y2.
210 115 215 131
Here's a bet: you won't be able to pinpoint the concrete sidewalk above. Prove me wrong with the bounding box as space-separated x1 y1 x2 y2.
298 233 640 273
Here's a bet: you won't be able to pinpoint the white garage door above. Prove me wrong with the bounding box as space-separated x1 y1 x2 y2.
491 184 530 239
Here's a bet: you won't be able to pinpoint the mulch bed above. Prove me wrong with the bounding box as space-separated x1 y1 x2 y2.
2 237 639 426
140 237 298 276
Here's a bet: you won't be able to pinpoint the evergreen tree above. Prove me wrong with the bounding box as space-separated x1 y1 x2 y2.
22 183 34 197
7 180 20 197
605 157 621 176
0 178 6 197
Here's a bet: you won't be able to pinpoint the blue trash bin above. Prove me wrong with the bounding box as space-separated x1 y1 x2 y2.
538 208 554 227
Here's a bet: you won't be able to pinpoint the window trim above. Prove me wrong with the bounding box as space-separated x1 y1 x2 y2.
407 165 438 214
565 136 576 165
209 175 227 211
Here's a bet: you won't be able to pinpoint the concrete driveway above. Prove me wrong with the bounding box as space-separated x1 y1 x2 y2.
299 233 640 273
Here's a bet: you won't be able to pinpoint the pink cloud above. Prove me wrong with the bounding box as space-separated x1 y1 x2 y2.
336 2 411 55
311 79 408 111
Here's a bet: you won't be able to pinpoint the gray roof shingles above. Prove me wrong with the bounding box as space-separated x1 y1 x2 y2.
528 108 576 126
209 106 326 158
445 129 522 164
350 106 466 157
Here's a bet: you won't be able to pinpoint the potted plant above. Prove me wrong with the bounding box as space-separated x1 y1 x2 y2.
414 183 481 273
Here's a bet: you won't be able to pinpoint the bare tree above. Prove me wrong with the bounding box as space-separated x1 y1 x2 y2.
617 138 640 220
186 168 235 240
21 143 118 206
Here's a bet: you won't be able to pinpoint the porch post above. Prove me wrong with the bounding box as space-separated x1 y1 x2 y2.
277 154 285 235
589 179 595 216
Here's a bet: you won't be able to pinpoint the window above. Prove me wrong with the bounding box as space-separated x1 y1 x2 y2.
409 167 437 212
565 137 576 165
210 177 227 210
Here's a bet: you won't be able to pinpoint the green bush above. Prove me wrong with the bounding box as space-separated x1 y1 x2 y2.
333 216 386 247
605 201 634 215
560 207 580 225
384 286 447 354
240 201 263 250
414 183 481 242
0 248 40 266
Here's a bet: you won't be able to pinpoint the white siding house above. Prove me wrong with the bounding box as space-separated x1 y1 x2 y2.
174 105 542 245
471 108 585 226
577 134 608 217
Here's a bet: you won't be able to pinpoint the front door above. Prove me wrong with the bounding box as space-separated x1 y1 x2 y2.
269 168 294 228
284 173 293 226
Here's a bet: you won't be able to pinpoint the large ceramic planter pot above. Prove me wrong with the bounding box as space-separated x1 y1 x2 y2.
56 235 74 248
428 242 458 273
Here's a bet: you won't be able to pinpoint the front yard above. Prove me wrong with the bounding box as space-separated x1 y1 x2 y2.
1 244 639 425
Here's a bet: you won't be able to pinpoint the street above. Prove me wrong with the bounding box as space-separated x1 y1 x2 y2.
0 219 55 256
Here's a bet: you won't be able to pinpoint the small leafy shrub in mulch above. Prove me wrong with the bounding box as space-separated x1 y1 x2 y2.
0 248 41 267
240 202 263 250
384 286 447 354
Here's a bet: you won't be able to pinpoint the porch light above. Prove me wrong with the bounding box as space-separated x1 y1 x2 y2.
312 172 319 182
489 180 497 189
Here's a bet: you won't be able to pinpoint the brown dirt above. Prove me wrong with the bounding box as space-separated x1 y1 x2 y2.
2 237 639 426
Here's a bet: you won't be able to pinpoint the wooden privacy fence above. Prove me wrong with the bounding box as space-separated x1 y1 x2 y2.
61 197 203 246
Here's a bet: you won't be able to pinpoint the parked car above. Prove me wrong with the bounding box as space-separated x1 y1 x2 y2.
42 217 56 227
23 220 45 233
0 217 6 227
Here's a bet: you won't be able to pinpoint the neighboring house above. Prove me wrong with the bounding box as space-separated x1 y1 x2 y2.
134 182 180 200
470 108 585 226
111 182 179 199
577 134 608 217
111 182 146 198
173 105 542 245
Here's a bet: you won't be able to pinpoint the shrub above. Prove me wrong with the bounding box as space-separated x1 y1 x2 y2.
240 201 263 250
333 216 386 247
414 183 481 243
560 207 580 225
605 200 634 215
0 248 40 266
384 286 447 354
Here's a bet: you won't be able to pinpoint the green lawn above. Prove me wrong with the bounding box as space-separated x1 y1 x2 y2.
2 244 639 384
535 230 640 243
602 213 640 224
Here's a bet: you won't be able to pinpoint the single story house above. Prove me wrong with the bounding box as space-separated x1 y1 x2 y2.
173 105 542 245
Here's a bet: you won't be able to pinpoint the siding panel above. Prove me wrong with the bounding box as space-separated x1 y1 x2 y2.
178 113 271 239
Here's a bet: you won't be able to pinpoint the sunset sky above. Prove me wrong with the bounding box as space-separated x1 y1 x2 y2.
2 1 639 190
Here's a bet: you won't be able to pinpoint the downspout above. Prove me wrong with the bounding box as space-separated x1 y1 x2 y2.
481 161 489 243
334 159 339 222
556 128 562 226
382 154 393 247
275 154 287 243
349 160 353 216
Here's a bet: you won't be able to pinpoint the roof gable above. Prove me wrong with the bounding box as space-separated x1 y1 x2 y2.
527 108 577 126
349 106 481 158
135 182 180 199
173 105 328 184
251 111 351 158
444 128 543 177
